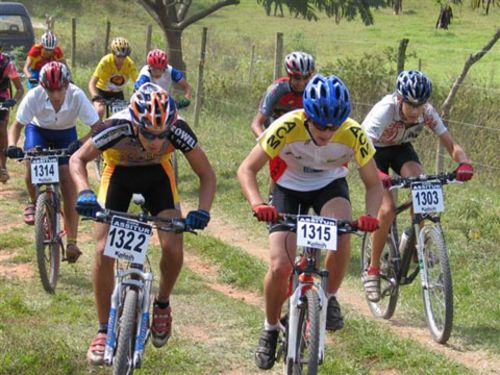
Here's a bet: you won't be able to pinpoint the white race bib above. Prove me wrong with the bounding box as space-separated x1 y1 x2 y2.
30 156 59 184
104 216 153 264
111 101 127 114
411 181 444 214
296 215 338 251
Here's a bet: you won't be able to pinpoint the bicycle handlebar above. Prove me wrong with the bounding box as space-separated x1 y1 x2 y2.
16 147 70 160
389 172 460 190
93 209 197 234
277 213 360 234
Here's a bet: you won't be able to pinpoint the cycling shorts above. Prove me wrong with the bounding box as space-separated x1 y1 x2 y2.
98 163 178 216
23 124 77 165
269 177 350 233
96 88 124 101
0 105 10 121
374 143 420 175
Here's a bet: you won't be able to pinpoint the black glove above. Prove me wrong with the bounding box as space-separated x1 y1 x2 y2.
67 140 82 155
185 209 210 230
6 146 24 159
2 98 16 108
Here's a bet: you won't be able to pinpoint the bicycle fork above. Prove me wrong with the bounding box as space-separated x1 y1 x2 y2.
286 274 328 365
104 268 154 368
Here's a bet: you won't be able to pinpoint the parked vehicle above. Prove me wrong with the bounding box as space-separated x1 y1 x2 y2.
0 2 35 53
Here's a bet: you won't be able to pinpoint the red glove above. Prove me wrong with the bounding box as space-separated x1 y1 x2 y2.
455 163 474 182
378 170 391 189
252 204 278 223
356 215 379 232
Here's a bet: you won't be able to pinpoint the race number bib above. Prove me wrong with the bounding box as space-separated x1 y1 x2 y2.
296 215 337 251
104 216 153 264
411 181 444 214
30 156 59 184
111 101 127 114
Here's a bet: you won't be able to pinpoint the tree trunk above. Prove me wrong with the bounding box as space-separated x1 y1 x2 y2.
393 0 402 15
165 28 185 73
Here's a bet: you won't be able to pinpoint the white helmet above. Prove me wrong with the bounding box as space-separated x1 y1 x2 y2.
284 51 315 76
41 31 57 49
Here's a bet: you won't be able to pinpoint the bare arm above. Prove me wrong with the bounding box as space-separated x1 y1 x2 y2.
88 75 99 98
11 77 24 102
250 111 268 138
23 57 32 78
8 120 24 146
439 131 470 164
183 146 216 212
237 144 270 207
358 158 384 217
69 140 101 192
176 78 192 100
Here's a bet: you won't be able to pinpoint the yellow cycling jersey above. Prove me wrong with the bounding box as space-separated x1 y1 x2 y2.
259 109 375 191
92 54 138 92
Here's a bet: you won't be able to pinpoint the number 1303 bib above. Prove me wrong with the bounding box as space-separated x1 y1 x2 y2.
411 181 444 214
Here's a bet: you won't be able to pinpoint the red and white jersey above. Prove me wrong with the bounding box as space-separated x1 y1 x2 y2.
362 93 447 147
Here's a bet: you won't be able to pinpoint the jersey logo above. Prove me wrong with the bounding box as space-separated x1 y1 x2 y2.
267 121 296 150
349 126 372 159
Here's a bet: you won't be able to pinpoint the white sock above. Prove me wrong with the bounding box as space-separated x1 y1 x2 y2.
264 319 279 331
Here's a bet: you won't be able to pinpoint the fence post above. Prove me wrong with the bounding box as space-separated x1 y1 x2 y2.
104 21 111 55
274 32 283 80
248 43 255 84
146 25 153 57
193 27 208 128
397 38 409 73
71 18 76 69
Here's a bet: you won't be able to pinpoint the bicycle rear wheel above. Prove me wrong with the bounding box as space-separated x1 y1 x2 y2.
420 222 453 344
35 192 60 293
360 230 399 319
286 288 320 375
113 287 138 375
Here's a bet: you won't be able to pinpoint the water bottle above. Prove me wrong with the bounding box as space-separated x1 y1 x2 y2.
399 227 412 254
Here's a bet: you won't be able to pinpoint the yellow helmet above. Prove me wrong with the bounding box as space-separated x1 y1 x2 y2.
110 37 131 57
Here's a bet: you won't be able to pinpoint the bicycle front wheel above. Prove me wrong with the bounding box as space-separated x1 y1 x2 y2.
113 287 138 375
420 222 453 344
35 192 60 293
286 288 320 375
360 231 399 319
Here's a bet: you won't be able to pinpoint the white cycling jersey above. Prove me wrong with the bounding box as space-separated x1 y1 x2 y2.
362 93 447 147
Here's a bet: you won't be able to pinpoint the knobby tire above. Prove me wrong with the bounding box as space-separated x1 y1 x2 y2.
35 192 60 293
113 288 138 375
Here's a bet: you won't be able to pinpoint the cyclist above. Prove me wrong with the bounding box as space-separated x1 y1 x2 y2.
134 48 192 101
250 51 315 137
238 74 383 370
88 37 138 120
361 70 473 303
6 62 99 262
0 52 24 183
23 31 65 89
69 83 216 366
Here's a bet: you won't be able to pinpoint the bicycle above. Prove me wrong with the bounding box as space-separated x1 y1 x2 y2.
273 213 361 375
21 147 70 292
360 172 461 344
92 98 129 181
90 201 195 374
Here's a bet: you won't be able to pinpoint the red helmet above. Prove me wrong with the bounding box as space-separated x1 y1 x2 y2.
147 49 168 70
39 61 70 90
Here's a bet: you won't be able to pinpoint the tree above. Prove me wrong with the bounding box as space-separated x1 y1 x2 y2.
137 0 240 72
257 0 389 24
471 0 498 15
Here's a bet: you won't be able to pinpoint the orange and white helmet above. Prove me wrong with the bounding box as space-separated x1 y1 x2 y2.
41 31 57 49
129 83 177 130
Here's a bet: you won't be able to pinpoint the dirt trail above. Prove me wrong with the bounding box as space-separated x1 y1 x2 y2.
188 205 499 375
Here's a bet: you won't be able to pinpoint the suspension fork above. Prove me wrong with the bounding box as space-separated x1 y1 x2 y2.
133 271 154 368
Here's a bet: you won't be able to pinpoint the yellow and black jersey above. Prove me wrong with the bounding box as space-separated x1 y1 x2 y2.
259 109 375 191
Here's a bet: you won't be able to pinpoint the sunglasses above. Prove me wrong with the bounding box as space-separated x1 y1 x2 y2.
310 121 338 132
139 128 169 141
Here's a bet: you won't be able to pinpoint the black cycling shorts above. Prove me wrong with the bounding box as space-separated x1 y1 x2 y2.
374 143 421 175
98 164 177 216
96 88 124 101
269 178 350 233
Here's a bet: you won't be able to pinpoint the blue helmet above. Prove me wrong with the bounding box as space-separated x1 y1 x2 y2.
303 74 351 127
396 70 432 104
